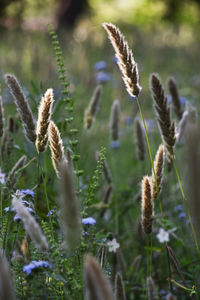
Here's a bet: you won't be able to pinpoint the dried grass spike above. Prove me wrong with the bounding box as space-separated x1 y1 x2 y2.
103 23 141 97
110 99 120 143
141 176 154 235
36 88 54 152
84 255 114 300
84 85 102 129
5 74 36 142
152 144 164 199
48 121 64 177
59 159 81 250
147 277 156 300
0 250 16 300
150 74 176 163
12 194 48 251
7 155 27 186
167 77 183 120
176 105 197 143
115 272 126 300
135 118 146 161
0 96 4 137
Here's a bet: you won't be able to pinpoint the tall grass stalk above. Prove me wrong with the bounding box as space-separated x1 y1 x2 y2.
136 96 164 220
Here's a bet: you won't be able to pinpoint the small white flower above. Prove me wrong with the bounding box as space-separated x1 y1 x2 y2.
107 238 120 253
0 169 6 184
156 228 170 243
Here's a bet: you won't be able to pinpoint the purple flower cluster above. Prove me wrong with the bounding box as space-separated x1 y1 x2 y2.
20 189 35 197
94 60 112 84
23 260 52 275
82 217 96 226
110 140 120 149
174 204 186 220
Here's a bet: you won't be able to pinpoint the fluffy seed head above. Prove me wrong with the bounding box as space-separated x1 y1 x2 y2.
12 194 48 251
84 85 102 130
150 74 176 163
135 118 146 161
103 23 141 97
6 155 27 187
115 272 126 300
167 77 183 120
110 99 120 141
48 121 64 178
0 251 16 300
5 74 36 142
176 105 197 143
59 158 81 250
84 255 114 300
36 88 54 152
152 144 165 199
147 277 156 300
141 176 154 235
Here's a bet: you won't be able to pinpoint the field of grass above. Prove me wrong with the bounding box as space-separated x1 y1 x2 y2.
0 16 200 299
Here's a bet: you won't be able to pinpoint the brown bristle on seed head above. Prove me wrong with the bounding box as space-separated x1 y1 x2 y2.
110 99 120 142
147 277 156 300
103 23 141 97
152 144 165 199
150 74 176 163
84 255 114 300
5 74 36 142
135 118 146 161
115 272 126 300
167 77 183 120
48 121 64 178
84 85 102 130
141 176 154 235
36 88 54 152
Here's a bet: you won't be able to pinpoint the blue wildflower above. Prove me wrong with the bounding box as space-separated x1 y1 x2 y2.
22 200 31 206
94 61 107 71
127 95 136 101
20 189 35 197
168 95 187 105
179 212 186 219
4 207 15 213
96 72 112 84
112 55 118 63
174 204 183 212
82 217 96 226
14 207 34 222
23 260 52 275
14 214 21 222
47 209 55 217
124 116 133 126
110 140 120 149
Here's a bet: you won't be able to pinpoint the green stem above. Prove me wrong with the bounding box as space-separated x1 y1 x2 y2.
173 157 200 257
38 153 55 243
136 96 164 220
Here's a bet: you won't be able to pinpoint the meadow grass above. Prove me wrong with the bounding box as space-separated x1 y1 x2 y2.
0 22 199 300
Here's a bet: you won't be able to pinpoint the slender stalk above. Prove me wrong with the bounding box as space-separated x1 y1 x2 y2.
136 96 164 220
38 152 55 243
166 244 173 292
173 158 200 257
